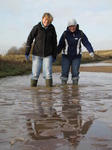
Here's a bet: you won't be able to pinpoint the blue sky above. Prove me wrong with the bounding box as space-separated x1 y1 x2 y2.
0 0 112 54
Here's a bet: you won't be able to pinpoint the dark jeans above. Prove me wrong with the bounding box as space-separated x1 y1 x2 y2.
61 55 81 81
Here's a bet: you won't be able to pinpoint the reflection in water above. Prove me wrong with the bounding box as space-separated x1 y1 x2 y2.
1 72 112 149
26 85 93 147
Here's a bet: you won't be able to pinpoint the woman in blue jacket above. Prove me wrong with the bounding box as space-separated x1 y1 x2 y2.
57 19 94 85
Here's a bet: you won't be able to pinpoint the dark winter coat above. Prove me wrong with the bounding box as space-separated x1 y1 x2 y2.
57 25 94 60
25 22 57 58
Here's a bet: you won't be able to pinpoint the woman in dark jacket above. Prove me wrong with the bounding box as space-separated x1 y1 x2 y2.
57 19 94 85
25 13 57 87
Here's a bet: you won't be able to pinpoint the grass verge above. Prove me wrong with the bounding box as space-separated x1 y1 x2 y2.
0 50 112 78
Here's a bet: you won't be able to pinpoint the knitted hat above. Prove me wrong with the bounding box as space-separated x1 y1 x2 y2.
67 19 77 27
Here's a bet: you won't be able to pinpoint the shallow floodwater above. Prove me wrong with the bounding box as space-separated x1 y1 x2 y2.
0 71 112 150
81 62 112 66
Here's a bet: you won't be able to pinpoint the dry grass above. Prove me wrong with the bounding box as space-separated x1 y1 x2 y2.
81 49 112 62
53 65 112 73
1 54 32 63
0 50 112 78
80 66 112 73
0 55 32 78
82 49 112 57
95 49 112 56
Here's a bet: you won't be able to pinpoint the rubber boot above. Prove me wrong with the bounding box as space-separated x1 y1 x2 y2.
46 79 52 87
31 79 37 87
62 80 67 85
73 79 78 85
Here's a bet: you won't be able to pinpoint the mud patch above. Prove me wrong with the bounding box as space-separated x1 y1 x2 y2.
0 71 112 150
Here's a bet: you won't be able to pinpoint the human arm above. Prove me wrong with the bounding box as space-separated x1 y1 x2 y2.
52 26 57 60
81 32 94 57
57 32 66 54
25 25 38 58
25 54 30 60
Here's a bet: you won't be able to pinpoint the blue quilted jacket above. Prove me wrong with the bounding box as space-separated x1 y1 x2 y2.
57 25 94 60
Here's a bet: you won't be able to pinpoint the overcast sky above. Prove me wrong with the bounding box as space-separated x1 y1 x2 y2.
0 0 112 54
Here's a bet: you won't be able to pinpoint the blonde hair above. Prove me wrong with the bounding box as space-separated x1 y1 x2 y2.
42 13 53 23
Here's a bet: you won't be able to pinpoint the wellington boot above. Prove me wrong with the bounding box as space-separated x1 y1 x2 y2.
62 80 67 85
31 79 37 87
73 79 78 85
46 79 52 87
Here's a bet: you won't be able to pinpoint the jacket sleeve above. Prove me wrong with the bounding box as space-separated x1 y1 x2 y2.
25 25 38 55
81 32 94 53
57 32 66 54
52 26 57 59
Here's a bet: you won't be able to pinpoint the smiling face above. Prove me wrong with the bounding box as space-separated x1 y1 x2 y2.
68 25 77 32
42 17 51 27
42 13 53 27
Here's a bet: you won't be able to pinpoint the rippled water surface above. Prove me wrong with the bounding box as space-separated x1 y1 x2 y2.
0 72 112 150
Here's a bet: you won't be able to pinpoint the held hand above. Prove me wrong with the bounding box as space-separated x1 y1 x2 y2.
52 58 56 63
25 54 30 60
89 52 94 58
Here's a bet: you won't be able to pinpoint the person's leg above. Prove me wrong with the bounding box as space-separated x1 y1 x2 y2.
43 55 53 87
61 55 71 84
71 58 81 85
31 55 42 86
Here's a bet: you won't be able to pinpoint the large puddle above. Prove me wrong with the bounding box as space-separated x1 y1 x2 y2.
0 71 112 150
